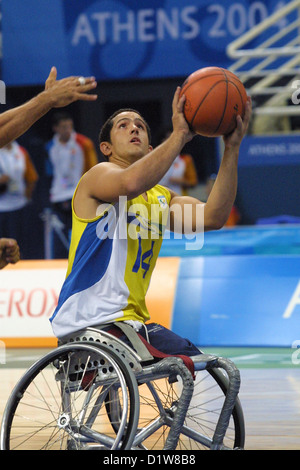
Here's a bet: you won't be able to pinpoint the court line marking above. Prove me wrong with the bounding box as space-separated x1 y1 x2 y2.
230 354 260 361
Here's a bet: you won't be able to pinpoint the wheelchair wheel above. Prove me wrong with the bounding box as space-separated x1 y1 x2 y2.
133 367 245 450
0 342 139 450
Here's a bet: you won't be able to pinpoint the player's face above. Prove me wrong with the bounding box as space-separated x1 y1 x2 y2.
54 119 74 143
110 111 151 160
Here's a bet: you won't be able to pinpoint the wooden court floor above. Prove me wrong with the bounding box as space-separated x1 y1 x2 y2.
1 347 299 450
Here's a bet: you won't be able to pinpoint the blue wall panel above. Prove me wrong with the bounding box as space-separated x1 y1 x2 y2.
171 255 300 347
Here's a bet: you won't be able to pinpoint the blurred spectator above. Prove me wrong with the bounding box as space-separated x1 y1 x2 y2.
0 141 38 255
206 174 241 227
45 112 98 258
159 130 198 195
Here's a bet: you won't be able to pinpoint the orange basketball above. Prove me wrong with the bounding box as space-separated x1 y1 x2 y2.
180 67 247 137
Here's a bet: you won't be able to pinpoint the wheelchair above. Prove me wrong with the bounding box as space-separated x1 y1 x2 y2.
0 324 245 450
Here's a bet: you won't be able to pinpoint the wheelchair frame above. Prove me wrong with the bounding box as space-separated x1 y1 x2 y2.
0 327 245 450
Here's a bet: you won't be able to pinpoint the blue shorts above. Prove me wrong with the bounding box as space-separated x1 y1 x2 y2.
119 323 200 357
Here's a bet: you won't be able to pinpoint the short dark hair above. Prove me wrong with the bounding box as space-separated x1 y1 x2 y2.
99 108 152 150
52 112 73 127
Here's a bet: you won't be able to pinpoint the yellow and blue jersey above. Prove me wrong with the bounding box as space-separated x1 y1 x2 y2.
50 184 171 338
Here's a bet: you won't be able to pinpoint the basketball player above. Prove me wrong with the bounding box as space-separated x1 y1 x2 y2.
0 67 97 148
50 89 251 356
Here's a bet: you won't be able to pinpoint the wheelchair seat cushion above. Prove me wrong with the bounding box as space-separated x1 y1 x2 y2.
108 323 199 378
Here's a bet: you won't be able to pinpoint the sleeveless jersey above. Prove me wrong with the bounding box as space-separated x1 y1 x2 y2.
50 184 171 338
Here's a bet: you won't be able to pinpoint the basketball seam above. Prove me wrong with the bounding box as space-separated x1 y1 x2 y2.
229 80 245 116
190 79 226 130
182 68 245 136
181 72 227 95
182 69 244 94
213 69 228 135
225 72 243 84
214 80 244 134
221 79 245 135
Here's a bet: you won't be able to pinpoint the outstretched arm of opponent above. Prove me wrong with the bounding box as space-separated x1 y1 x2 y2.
0 67 97 148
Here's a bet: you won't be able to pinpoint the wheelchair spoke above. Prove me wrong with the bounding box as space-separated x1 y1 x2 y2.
1 333 244 451
1 343 139 450
135 367 244 450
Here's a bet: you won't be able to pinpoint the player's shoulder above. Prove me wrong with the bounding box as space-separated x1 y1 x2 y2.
83 161 119 179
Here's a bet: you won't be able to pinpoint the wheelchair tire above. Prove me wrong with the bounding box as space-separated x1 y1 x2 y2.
0 342 140 450
133 365 245 450
209 366 245 449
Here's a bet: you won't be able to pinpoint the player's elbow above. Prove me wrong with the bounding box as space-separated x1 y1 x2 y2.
206 220 224 231
213 219 225 230
122 167 153 199
121 175 143 199
204 211 226 231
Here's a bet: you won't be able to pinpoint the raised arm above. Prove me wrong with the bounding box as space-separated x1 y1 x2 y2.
77 88 194 205
169 97 252 233
0 67 97 147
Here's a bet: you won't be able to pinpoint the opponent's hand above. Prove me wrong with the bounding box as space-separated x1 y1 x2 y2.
0 238 20 269
223 96 252 149
44 66 98 108
171 87 195 145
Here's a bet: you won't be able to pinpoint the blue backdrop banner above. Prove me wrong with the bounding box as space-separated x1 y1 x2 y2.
236 135 300 167
2 0 293 85
171 255 300 347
